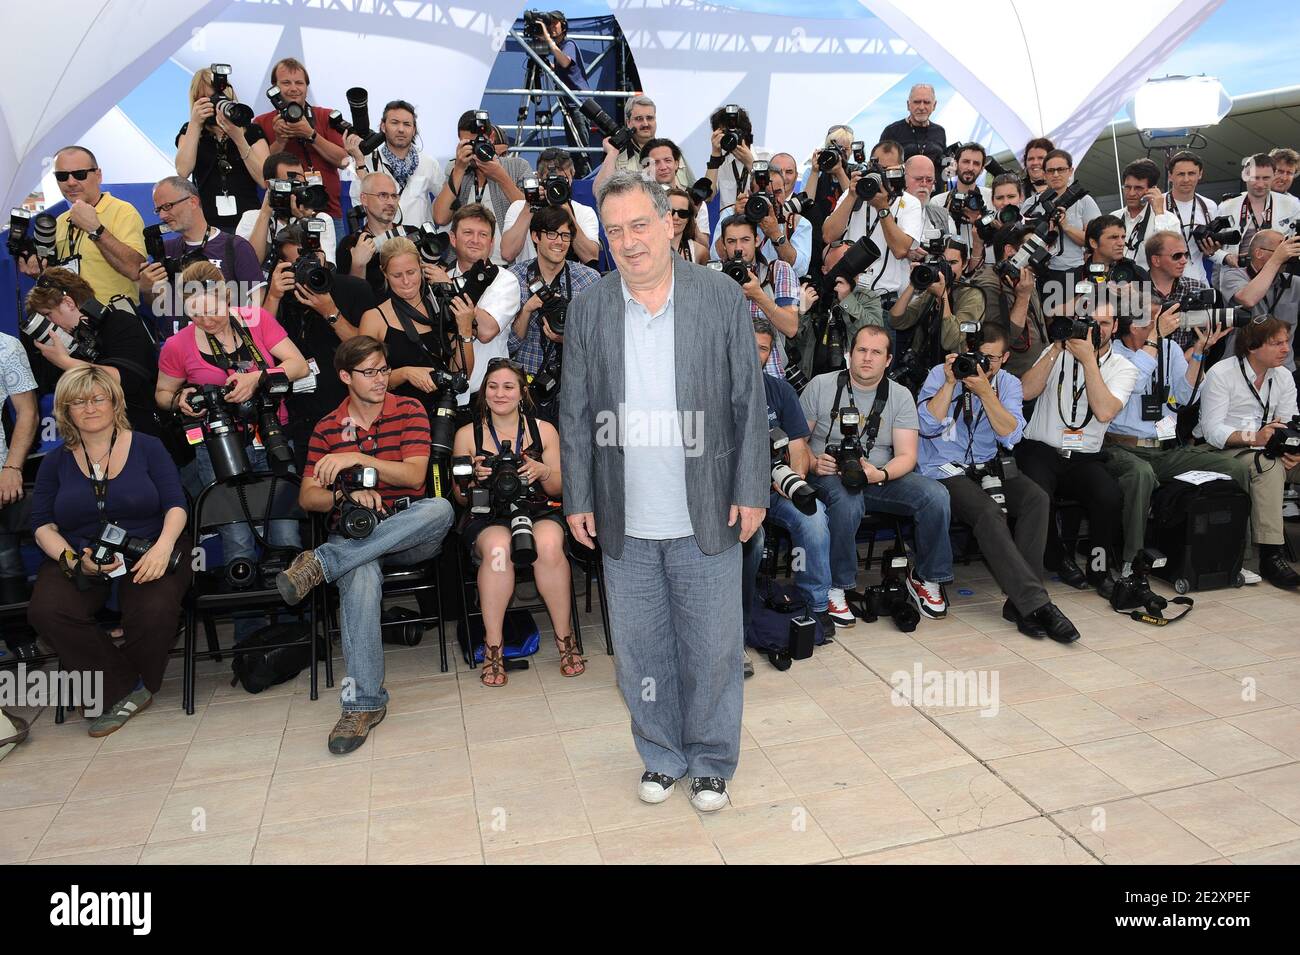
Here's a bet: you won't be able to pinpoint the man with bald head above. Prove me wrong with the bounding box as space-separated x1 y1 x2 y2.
337 170 404 296
1218 228 1300 372
18 146 146 303
713 150 812 276
881 84 947 170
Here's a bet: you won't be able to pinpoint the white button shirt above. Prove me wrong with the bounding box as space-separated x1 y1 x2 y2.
1195 355 1299 449
454 262 521 406
1023 346 1140 453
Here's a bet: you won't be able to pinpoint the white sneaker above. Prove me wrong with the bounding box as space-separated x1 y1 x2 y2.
1241 568 1262 585
906 573 948 619
688 776 729 812
638 771 677 804
825 588 857 628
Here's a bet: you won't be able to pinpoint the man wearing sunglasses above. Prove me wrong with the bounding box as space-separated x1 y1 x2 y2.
279 334 455 754
18 146 146 304
138 176 263 312
1218 229 1300 373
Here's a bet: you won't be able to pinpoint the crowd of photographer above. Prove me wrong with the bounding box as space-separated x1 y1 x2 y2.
4 49 1300 757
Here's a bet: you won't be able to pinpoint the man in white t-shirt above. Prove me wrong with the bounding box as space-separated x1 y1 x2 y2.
1015 302 1138 595
1164 150 1226 283
1024 148 1100 307
1217 153 1300 266
931 142 993 267
345 99 444 228
499 148 600 266
1110 158 1179 271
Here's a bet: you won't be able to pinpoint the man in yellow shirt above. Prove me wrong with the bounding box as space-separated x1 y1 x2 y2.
17 146 146 303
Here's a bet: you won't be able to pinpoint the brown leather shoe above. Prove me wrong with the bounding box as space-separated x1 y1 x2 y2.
276 550 325 606
328 707 386 755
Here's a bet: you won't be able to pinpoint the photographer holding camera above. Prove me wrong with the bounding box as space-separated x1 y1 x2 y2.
175 65 268 232
138 177 264 311
155 262 309 639
821 141 922 313
536 10 590 91
452 358 577 687
1082 214 1147 284
1102 289 1245 586
1025 150 1100 307
23 267 161 439
917 325 1079 641
1218 154 1300 267
506 205 599 383
1195 316 1300 588
274 335 455 754
970 224 1048 378
345 99 444 229
803 125 856 272
889 239 985 387
1017 300 1138 593
716 215 799 377
337 171 405 296
789 238 891 384
703 104 757 218
236 152 338 270
801 325 954 622
593 95 684 190
880 84 946 170
253 58 349 226
432 110 529 262
16 147 146 305
261 221 373 473
1165 151 1226 283
716 154 811 276
500 147 600 265
1146 230 1212 314
740 318 835 632
28 367 191 738
1110 159 1179 271
1218 229 1300 372
932 142 993 268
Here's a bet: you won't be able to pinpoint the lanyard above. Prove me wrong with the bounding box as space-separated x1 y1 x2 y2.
732 160 749 196
1238 194 1272 234
1239 357 1274 424
1125 205 1153 253
1057 352 1108 429
80 428 119 516
486 416 525 454
1167 193 1209 242
204 313 266 372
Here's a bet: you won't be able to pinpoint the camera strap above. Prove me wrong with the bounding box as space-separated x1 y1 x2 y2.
832 371 890 458
1238 357 1274 425
79 427 118 517
1168 193 1211 242
1238 193 1272 235
1056 354 1096 430
390 294 448 369
204 314 266 374
1124 205 1154 254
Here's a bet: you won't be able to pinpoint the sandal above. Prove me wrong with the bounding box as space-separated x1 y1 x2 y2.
555 633 586 678
481 643 507 687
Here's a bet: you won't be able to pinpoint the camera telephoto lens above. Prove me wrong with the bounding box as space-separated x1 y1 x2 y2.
509 513 538 566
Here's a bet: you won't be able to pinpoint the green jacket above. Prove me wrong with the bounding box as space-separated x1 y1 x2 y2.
788 288 884 378
889 284 985 359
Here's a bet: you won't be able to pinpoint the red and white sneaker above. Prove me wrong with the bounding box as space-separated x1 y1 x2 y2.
906 573 948 619
825 588 857 628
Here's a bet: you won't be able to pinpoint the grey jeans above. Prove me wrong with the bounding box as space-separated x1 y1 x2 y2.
603 535 744 780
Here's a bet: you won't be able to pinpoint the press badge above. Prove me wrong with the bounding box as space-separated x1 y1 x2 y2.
936 463 966 478
62 255 81 275
1155 415 1178 442
1061 429 1086 451
215 194 239 218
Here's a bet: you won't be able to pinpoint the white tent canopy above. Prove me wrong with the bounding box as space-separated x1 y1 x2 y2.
0 0 1221 212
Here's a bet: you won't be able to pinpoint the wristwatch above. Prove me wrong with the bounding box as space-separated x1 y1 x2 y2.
772 235 788 248
306 132 318 145
86 224 106 242
325 312 339 326
878 208 892 220
459 334 474 343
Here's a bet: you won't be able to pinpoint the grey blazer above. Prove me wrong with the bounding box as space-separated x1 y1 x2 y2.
559 255 770 558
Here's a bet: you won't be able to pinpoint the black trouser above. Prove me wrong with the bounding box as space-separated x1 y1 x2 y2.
940 471 1052 615
1014 439 1122 577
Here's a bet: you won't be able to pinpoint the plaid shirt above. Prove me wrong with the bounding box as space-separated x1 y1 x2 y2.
1153 274 1209 349
506 259 602 373
750 257 798 377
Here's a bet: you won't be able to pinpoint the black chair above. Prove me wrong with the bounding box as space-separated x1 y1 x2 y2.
569 538 613 656
183 472 319 715
312 511 453 676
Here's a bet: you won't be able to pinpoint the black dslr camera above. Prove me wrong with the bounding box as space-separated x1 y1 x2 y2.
718 104 744 155
468 110 496 165
208 64 253 127
719 252 750 285
334 465 384 540
188 369 293 482
266 85 309 126
1111 548 1169 617
743 161 777 226
267 177 328 215
854 161 904 202
910 248 954 291
947 188 986 215
579 99 633 152
527 278 569 335
289 219 332 294
951 350 991 380
90 522 183 574
770 428 818 516
828 407 867 490
1263 417 1300 460
523 8 555 46
817 142 845 173
966 453 1018 515
1189 215 1240 247
1047 315 1099 345
994 231 1052 282
427 368 469 461
6 208 57 263
452 440 544 566
412 222 454 268
851 540 920 633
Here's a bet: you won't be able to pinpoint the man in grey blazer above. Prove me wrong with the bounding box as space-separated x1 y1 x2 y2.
560 172 769 812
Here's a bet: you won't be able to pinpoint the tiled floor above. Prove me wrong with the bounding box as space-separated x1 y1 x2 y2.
3 562 1300 865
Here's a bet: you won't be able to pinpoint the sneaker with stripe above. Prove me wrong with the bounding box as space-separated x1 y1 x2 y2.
825 588 857 628
905 572 948 619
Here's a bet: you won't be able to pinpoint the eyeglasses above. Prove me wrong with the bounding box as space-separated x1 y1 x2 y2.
540 229 573 243
154 196 193 215
348 366 391 378
55 168 98 182
364 191 400 202
669 208 691 219
1044 166 1070 174
69 395 111 409
1166 251 1190 261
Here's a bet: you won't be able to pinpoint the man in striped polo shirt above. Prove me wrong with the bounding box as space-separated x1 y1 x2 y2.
275 335 455 755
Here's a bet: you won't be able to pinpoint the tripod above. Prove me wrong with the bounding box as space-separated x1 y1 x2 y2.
514 40 592 177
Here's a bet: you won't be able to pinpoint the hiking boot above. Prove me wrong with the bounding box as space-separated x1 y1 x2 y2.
277 550 325 606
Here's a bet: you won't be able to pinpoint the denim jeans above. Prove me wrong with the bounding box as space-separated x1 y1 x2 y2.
603 535 743 780
809 470 953 588
765 491 832 613
195 443 302 642
313 498 455 712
